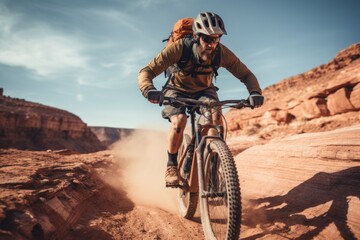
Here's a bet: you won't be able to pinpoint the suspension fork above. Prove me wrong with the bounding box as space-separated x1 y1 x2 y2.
194 107 224 196
195 135 216 195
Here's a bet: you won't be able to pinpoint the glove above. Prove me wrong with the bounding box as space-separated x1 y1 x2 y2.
248 91 264 108
145 89 164 105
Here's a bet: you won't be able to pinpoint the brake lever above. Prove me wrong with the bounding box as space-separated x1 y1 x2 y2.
162 98 184 108
232 100 253 109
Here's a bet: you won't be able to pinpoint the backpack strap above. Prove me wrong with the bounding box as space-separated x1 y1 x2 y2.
211 45 221 79
164 36 193 78
162 37 221 91
177 36 194 68
162 37 194 91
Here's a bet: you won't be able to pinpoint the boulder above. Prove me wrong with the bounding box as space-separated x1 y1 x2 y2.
327 88 354 115
290 98 330 120
275 110 295 124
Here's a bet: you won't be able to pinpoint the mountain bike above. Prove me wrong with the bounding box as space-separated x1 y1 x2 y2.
162 96 252 240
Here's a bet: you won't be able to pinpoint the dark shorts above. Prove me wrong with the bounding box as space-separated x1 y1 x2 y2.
162 87 219 120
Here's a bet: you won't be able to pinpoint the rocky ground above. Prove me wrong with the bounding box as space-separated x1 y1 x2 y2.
0 125 359 240
0 147 204 240
234 125 360 240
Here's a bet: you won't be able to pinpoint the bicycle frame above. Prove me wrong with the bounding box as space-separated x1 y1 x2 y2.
177 105 225 193
163 96 250 192
163 96 250 239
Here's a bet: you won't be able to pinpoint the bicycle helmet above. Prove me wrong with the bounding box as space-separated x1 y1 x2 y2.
192 12 227 36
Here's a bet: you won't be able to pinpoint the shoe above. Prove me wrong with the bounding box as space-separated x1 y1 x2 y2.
165 166 179 187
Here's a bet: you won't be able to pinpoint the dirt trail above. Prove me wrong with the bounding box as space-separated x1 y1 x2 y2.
67 129 205 239
66 182 203 240
0 131 205 240
1 127 359 239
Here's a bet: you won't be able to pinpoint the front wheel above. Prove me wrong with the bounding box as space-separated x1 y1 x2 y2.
200 140 241 240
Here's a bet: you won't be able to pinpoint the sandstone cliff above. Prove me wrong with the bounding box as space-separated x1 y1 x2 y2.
226 42 360 140
0 95 105 153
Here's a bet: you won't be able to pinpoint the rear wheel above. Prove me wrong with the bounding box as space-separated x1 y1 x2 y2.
178 134 198 219
200 139 241 240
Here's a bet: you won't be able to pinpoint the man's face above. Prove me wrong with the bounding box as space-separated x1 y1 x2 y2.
197 34 221 61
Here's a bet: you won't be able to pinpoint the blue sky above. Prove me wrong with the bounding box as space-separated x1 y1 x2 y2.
1 0 359 129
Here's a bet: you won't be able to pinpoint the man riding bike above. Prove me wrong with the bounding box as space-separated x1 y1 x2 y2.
138 12 264 187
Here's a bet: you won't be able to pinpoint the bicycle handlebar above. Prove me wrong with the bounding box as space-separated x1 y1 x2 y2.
163 96 253 109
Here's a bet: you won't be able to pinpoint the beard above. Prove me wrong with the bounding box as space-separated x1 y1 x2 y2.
198 45 216 62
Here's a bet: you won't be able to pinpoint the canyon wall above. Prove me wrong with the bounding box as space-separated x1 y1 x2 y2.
0 95 105 153
226 43 360 140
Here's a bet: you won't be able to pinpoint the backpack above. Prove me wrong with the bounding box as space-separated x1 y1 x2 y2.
163 18 193 48
162 18 221 90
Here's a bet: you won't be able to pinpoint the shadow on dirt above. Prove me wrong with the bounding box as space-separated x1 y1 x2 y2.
242 166 360 240
64 182 135 240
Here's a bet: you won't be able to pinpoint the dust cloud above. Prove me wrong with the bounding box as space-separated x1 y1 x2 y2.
109 129 179 214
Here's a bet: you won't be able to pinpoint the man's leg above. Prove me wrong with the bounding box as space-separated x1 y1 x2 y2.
165 114 187 186
161 89 188 186
168 113 187 155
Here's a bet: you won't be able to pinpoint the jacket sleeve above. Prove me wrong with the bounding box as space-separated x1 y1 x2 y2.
138 40 183 96
219 44 262 94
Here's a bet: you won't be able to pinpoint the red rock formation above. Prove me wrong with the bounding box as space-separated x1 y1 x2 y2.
226 42 360 139
0 95 105 153
236 125 360 239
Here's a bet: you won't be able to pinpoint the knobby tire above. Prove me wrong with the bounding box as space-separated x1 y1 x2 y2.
200 139 241 240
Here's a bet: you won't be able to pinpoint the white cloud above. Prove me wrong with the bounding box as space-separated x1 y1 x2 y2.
76 75 109 88
101 48 148 78
249 47 272 58
89 9 141 34
74 48 147 88
76 93 84 102
0 4 89 77
133 0 158 8
101 62 118 68
0 32 89 77
0 4 17 36
130 0 177 8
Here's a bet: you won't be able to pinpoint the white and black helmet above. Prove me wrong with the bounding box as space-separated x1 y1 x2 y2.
192 12 227 36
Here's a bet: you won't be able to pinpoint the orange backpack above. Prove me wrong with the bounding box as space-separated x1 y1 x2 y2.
163 18 194 47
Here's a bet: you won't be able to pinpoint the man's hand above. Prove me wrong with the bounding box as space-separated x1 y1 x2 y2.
146 89 164 105
248 91 264 108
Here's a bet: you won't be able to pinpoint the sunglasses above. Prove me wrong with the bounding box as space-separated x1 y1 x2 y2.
200 35 221 44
